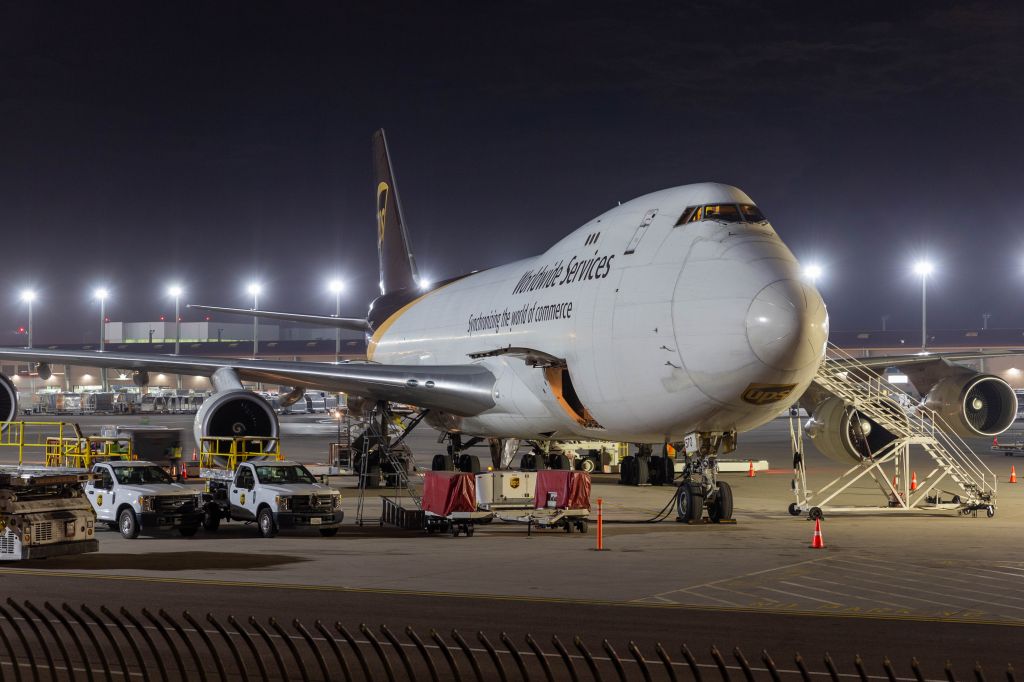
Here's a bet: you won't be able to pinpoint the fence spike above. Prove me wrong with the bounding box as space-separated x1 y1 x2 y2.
248 616 289 681
794 652 811 682
360 622 396 682
574 636 603 682
141 608 185 682
82 604 127 682
1007 663 1016 682
627 641 653 682
945 660 957 682
733 647 755 682
823 652 840 682
911 657 925 682
10 600 58 682
269 617 309 682
432 629 463 682
525 633 556 682
335 623 373 681
709 645 730 682
207 613 250 682
0 603 25 682
551 636 580 682
500 632 528 682
183 611 228 682
406 626 441 682
315 620 353 682
477 631 510 682
101 603 149 682
761 650 781 682
601 639 628 682
158 608 205 682
853 654 869 682
452 629 486 682
681 644 703 682
117 607 167 682
654 643 678 682
295 619 331 682
230 614 271 682
44 602 93 682
976 662 987 682
381 624 417 681
25 601 76 682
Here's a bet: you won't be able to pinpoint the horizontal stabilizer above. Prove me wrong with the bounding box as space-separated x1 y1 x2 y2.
188 304 371 332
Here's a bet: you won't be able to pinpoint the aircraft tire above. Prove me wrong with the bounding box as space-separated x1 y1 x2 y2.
708 481 733 523
677 483 704 523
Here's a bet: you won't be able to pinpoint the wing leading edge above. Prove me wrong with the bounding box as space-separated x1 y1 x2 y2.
0 347 495 417
187 304 371 332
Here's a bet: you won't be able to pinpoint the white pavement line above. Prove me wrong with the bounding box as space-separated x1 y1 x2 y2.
804 575 981 614
848 554 1024 587
703 583 787 605
828 558 1024 609
757 586 842 607
795 577 909 610
961 566 1024 582
822 560 1024 616
672 588 746 608
649 555 835 598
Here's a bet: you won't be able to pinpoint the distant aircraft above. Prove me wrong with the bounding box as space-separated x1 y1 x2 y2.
0 130 1015 520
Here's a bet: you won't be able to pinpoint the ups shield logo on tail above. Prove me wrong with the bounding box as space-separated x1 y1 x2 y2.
741 383 797 406
377 182 389 244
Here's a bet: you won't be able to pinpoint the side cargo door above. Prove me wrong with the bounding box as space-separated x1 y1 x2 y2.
229 466 258 520
86 465 117 522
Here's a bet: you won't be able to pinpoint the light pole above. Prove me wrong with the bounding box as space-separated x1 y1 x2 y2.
20 290 35 349
803 263 823 287
248 282 262 358
94 288 109 390
881 315 890 332
328 278 344 363
913 260 934 350
167 285 183 355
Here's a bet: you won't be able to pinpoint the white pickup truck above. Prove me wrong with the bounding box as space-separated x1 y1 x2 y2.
202 460 343 538
84 461 204 539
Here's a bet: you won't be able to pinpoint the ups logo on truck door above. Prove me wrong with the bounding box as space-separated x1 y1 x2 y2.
741 383 797 406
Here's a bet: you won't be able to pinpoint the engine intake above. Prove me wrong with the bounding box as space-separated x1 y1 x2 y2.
924 374 1017 438
194 389 279 458
0 375 18 426
805 396 903 464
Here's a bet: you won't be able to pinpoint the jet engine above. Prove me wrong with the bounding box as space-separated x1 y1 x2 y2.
804 396 904 464
0 375 18 425
193 368 278 456
923 373 1017 438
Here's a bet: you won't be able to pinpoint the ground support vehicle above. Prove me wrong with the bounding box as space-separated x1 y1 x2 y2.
84 461 203 538
201 459 343 538
0 467 98 560
495 470 592 533
422 471 491 537
991 438 1024 456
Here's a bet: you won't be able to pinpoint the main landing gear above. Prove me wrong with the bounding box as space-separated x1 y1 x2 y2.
673 431 736 524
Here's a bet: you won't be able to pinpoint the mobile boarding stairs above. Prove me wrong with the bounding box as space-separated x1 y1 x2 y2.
791 343 997 518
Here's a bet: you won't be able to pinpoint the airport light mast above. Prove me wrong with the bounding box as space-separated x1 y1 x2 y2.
328 278 344 363
803 263 823 287
248 282 262 358
94 288 109 390
19 290 35 349
168 284 184 389
913 260 934 351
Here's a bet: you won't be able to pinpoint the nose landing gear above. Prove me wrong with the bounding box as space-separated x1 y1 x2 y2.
674 431 737 524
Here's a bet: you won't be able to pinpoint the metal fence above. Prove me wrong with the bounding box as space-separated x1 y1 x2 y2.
0 598 1013 682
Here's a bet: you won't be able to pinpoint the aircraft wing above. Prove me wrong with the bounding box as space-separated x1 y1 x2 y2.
0 347 495 416
832 350 1024 370
187 304 371 332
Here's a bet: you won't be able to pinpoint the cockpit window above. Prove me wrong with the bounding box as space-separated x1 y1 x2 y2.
677 203 768 226
739 203 766 222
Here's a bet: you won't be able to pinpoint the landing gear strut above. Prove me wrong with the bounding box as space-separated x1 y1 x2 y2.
674 431 737 524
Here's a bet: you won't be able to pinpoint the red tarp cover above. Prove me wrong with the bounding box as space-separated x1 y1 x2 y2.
422 471 477 516
533 470 591 510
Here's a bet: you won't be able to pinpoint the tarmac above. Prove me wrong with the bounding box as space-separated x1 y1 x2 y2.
2 413 1022 673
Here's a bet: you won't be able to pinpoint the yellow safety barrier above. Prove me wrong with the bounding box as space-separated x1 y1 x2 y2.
44 436 135 469
0 421 86 465
198 436 283 470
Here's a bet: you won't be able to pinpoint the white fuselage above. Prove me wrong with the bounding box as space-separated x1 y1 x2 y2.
369 183 829 444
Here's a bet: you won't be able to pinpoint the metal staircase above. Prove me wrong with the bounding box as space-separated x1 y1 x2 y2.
353 407 423 526
791 343 997 517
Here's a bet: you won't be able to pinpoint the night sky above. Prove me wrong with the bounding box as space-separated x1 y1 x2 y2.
2 2 1022 344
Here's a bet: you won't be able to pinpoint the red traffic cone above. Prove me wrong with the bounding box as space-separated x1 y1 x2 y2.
910 471 918 491
1011 466 1017 484
192 448 198 462
994 437 999 447
181 463 188 480
809 518 825 549
747 460 756 478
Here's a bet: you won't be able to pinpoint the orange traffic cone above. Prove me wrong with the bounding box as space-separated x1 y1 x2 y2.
747 460 756 478
809 518 825 549
192 448 198 462
910 471 918 491
181 463 188 480
1011 466 1017 484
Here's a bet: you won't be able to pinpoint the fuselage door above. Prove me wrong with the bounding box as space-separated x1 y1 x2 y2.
623 209 659 255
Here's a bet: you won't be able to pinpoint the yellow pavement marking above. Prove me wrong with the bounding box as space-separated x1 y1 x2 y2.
0 566 1020 628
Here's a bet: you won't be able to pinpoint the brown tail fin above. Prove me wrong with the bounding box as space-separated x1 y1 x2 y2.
373 129 419 295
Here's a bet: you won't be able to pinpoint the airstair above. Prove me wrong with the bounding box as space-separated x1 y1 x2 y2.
353 407 423 527
791 343 998 517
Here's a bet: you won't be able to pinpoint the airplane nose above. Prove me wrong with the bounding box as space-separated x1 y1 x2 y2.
745 279 828 372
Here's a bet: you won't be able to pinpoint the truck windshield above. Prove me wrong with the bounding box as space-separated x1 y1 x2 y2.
113 466 173 485
254 465 316 485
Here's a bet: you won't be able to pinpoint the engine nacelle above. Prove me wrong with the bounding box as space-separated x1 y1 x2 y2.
923 373 1017 438
0 375 18 425
132 371 149 387
194 389 279 456
805 396 904 464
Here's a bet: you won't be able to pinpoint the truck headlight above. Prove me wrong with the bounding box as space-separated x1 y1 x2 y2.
138 496 154 512
332 495 342 510
275 495 291 511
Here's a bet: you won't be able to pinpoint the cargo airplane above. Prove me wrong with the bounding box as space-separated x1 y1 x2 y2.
0 131 1015 521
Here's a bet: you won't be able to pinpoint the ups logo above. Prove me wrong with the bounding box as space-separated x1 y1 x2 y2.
741 383 797 405
509 477 521 489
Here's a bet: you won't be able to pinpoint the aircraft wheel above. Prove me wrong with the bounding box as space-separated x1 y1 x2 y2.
708 481 733 523
676 483 704 523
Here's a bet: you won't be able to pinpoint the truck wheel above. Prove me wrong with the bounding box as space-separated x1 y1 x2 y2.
319 528 339 537
708 481 734 523
118 508 140 539
202 506 221 532
257 507 277 538
178 526 199 537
